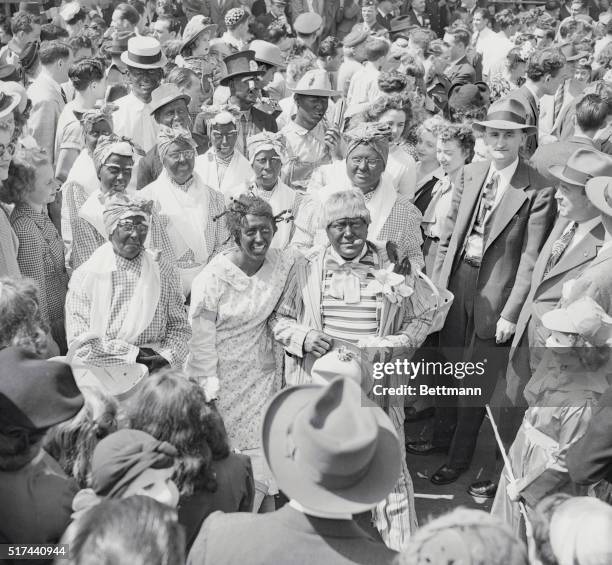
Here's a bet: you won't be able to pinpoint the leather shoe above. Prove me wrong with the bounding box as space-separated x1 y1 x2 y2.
405 441 448 456
467 480 498 498
430 464 465 485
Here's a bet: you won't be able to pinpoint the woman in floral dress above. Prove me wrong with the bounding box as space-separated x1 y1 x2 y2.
186 193 295 511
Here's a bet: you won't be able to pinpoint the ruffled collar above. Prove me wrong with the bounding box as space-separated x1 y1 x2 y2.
213 249 276 290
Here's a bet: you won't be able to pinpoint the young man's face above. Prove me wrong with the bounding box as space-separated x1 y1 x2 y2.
152 19 176 44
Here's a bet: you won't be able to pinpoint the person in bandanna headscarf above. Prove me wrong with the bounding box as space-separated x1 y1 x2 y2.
66 192 190 369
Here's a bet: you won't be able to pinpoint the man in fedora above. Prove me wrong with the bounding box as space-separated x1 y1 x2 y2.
408 98 557 485
187 377 400 565
0 347 84 547
281 68 342 190
501 47 566 158
113 35 165 153
136 83 208 189
216 50 278 159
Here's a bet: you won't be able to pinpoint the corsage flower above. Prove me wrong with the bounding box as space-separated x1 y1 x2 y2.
366 265 414 304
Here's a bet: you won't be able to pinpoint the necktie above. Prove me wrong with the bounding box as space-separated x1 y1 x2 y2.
60 87 67 104
552 81 566 124
240 114 248 158
471 30 480 48
475 172 499 228
544 222 577 275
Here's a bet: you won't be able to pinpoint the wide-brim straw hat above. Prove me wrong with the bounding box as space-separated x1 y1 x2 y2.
472 98 537 135
180 15 218 54
586 175 612 216
120 36 166 70
262 377 401 515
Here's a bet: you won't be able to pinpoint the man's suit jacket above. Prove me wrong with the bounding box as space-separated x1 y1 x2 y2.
187 505 398 565
404 9 430 29
506 217 605 404
444 55 476 87
503 85 539 157
27 72 65 164
529 136 597 183
426 71 451 114
567 385 612 485
376 10 393 31
564 242 612 313
431 159 556 340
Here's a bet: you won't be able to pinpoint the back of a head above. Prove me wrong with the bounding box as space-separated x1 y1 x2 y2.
526 47 565 83
365 37 390 63
63 496 185 565
398 507 528 565
39 39 71 67
576 93 609 132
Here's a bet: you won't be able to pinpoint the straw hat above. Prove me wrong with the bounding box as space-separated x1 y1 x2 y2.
292 69 340 97
180 15 217 54
120 36 166 70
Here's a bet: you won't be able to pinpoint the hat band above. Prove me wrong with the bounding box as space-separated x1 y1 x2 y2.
0 93 12 113
485 110 527 125
561 165 591 185
126 51 162 65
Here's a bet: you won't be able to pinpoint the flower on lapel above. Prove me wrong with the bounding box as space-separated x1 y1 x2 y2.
366 265 414 304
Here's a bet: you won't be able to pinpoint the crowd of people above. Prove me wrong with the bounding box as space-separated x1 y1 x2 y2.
1 0 612 563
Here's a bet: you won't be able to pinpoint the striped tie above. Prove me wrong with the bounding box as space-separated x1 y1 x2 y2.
544 222 577 276
552 81 566 124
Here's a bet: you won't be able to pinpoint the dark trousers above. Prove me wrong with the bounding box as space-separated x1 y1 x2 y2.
432 259 510 469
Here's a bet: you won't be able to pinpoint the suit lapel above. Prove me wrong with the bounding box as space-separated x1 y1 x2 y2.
543 222 604 282
532 218 569 286
521 86 538 124
484 162 529 251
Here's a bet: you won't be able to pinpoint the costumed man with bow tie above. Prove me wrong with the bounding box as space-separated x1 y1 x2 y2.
270 189 435 551
407 98 556 487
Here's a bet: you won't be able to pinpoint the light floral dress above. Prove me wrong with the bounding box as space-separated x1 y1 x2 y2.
187 247 296 491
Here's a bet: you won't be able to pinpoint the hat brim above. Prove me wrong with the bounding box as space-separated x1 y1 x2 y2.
547 163 588 187
255 55 287 70
472 120 537 135
149 93 191 115
0 93 21 119
586 176 612 216
292 88 341 97
541 308 577 333
180 24 218 53
120 51 167 69
262 384 401 515
219 69 265 86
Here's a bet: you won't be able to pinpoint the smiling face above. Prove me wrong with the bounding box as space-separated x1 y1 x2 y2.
163 139 195 185
379 109 406 143
238 213 275 260
483 127 524 168
99 153 133 194
361 5 376 25
210 122 238 159
156 98 191 128
326 216 369 259
127 67 163 103
252 149 282 189
109 214 149 260
346 143 386 193
415 128 438 164
122 466 179 507
436 138 467 176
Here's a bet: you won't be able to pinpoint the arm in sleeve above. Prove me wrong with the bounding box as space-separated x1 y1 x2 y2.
28 98 59 162
390 274 436 349
268 259 312 357
65 270 140 365
501 185 556 324
157 265 192 368
13 218 49 322
393 200 425 270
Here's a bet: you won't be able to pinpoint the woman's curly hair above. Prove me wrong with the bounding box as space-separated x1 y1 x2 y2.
126 369 230 496
0 277 48 357
364 93 413 138
437 124 476 164
0 149 49 206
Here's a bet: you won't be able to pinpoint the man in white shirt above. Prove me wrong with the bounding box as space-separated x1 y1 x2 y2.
336 28 368 97
113 36 165 153
408 98 556 485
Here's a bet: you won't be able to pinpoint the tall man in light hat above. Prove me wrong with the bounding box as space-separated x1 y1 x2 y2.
218 50 278 159
113 36 166 153
281 68 342 190
187 377 401 564
410 98 557 486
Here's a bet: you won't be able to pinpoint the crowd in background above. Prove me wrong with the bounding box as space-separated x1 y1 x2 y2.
1 0 612 563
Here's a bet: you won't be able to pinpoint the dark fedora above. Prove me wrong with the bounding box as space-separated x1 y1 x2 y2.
220 50 264 86
549 147 612 188
262 377 401 514
0 64 22 83
0 347 83 432
389 15 416 34
472 98 537 135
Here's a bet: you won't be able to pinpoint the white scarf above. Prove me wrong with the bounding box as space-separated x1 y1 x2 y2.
194 149 253 196
144 169 210 264
80 242 161 343
362 175 397 240
78 190 107 238
65 150 99 196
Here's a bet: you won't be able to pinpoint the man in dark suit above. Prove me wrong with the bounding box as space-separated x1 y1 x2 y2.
442 27 476 86
187 377 400 565
531 93 609 182
406 99 557 484
502 46 566 158
351 0 389 37
424 39 452 114
375 0 394 30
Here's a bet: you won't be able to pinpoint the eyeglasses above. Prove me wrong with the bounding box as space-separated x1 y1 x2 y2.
0 143 16 158
328 218 368 231
253 156 281 166
166 149 195 160
102 164 133 176
116 219 149 233
211 130 238 139
349 156 382 168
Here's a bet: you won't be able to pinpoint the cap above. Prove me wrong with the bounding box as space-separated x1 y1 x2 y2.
293 12 322 35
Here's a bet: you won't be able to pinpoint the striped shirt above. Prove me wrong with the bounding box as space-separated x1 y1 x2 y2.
321 247 379 344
